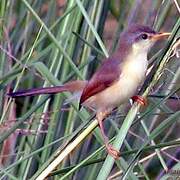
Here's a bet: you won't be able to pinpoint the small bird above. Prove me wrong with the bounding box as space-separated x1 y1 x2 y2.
8 24 170 159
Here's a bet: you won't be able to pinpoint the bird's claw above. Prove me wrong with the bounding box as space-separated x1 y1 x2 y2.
106 144 120 159
131 95 147 106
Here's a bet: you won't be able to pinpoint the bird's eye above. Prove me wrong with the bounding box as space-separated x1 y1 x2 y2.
141 33 148 40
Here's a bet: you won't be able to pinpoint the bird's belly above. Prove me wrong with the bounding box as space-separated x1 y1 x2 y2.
84 58 147 111
84 75 144 111
99 78 139 107
85 70 145 111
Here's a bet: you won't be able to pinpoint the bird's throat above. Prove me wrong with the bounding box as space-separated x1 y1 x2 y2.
122 48 148 84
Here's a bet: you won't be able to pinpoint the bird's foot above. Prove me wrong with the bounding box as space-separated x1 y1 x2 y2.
131 95 147 106
96 110 120 159
106 144 120 159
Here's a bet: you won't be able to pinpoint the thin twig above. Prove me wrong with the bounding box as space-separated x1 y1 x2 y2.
173 0 180 14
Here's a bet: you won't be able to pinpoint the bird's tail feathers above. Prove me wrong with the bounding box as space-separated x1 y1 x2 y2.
8 80 86 98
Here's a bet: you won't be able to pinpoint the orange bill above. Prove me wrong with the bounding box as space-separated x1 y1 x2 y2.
151 32 171 41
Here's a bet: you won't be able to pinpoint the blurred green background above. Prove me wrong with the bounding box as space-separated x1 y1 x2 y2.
0 0 179 179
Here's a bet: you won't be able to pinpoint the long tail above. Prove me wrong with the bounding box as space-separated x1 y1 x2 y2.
8 80 87 98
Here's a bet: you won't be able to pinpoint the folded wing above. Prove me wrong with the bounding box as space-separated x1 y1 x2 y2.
79 58 121 107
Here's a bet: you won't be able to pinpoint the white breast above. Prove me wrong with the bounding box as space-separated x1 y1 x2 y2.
123 52 148 83
84 51 148 111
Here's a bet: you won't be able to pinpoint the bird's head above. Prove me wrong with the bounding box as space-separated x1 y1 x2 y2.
119 24 170 55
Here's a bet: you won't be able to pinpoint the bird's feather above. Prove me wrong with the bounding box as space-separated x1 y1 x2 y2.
8 80 86 97
79 58 121 107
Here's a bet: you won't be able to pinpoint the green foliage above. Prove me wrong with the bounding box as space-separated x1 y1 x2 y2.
0 0 179 179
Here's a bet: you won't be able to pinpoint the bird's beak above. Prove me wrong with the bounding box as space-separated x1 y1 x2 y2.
150 32 171 41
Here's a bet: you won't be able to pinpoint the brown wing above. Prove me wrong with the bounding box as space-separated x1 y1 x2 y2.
79 58 121 107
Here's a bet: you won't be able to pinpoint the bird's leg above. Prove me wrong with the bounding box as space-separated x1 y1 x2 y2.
131 95 147 106
97 110 120 159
